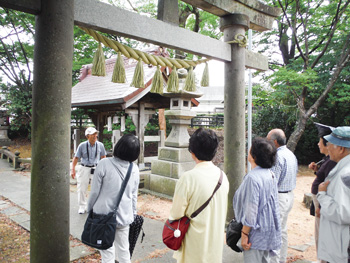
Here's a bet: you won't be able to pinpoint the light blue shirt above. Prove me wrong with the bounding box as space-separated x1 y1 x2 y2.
233 166 281 251
270 145 298 192
75 140 106 166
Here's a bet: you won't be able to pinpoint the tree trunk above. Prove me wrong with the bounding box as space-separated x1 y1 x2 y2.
287 114 309 152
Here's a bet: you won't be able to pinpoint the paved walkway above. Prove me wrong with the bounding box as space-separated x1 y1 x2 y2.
0 158 312 262
0 159 244 262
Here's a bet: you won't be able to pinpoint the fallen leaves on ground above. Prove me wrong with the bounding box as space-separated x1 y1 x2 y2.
0 210 30 262
137 194 172 222
287 255 305 262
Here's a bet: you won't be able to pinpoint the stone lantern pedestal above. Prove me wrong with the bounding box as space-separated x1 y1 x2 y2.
145 90 202 197
0 111 11 146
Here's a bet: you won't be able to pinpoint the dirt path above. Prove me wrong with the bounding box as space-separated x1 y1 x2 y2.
137 166 318 262
288 167 317 262
1 158 318 262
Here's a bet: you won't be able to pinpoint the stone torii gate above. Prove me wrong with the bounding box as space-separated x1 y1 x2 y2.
0 0 280 262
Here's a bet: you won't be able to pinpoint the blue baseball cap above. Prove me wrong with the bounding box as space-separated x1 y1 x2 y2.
324 126 350 148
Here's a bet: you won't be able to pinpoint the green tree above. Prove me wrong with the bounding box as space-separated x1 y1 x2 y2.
177 1 221 59
256 0 350 151
104 0 221 59
0 1 222 138
0 8 34 136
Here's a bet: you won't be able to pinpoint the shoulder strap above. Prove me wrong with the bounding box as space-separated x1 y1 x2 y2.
113 161 133 215
86 141 89 161
86 141 98 164
190 170 223 219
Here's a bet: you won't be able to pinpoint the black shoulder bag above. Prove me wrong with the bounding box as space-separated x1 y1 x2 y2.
81 162 133 250
227 170 276 253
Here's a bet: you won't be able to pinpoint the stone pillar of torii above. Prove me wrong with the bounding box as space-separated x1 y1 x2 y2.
0 0 281 261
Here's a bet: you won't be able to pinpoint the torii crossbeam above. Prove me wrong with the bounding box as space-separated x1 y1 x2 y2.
0 0 280 262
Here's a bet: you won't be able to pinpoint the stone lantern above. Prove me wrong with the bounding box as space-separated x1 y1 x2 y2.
0 110 11 146
145 69 203 197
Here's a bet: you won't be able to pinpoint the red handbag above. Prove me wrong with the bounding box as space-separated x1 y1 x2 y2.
163 216 191 250
162 171 223 250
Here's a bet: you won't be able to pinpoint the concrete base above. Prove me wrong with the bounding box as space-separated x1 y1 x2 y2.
158 147 192 162
0 139 12 146
151 159 195 178
144 173 178 197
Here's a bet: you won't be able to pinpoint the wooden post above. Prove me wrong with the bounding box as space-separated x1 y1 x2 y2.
1 146 7 159
157 0 179 25
72 129 80 156
13 151 20 169
158 130 165 148
112 130 121 151
30 1 73 262
220 14 250 222
158 109 167 138
138 102 145 169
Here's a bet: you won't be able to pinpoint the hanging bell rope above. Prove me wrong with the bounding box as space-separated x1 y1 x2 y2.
200 62 210 87
130 59 145 88
80 26 210 69
184 67 196 92
167 66 179 92
150 66 164 94
111 52 126 83
92 43 106 76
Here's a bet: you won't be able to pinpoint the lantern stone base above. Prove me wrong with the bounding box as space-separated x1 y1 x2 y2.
0 127 11 146
143 146 195 197
143 174 178 197
142 71 201 197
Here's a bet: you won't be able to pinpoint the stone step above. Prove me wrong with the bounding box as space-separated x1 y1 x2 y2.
143 173 178 197
157 147 193 163
151 159 195 178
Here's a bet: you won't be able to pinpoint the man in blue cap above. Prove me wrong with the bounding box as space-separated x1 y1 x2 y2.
317 126 350 263
308 123 337 263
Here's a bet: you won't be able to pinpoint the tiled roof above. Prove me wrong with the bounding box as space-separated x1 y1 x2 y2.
71 47 170 107
71 56 160 107
71 47 200 109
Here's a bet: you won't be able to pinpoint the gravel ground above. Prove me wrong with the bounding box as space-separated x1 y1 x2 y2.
1 134 319 262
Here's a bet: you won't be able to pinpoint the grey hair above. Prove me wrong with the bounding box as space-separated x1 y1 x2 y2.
331 144 350 153
269 129 286 146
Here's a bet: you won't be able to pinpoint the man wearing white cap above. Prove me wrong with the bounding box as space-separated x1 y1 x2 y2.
317 126 350 263
71 127 106 214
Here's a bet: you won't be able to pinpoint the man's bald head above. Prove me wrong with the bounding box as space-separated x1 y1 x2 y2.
267 129 287 147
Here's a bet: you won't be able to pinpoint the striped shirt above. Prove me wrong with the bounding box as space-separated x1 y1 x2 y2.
233 166 281 251
270 145 298 192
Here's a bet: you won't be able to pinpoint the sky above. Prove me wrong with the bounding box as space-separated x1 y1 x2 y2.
194 60 224 87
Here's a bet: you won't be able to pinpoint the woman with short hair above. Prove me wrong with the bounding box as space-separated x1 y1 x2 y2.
169 128 229 263
233 137 281 262
87 134 140 263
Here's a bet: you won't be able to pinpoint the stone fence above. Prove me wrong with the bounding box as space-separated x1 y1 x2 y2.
0 146 31 169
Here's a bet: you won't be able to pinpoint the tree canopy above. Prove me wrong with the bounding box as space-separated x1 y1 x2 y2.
0 8 34 136
1 0 349 156
254 0 350 152
0 1 221 138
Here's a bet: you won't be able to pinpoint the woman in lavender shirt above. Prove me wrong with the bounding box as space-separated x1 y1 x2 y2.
233 137 281 263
